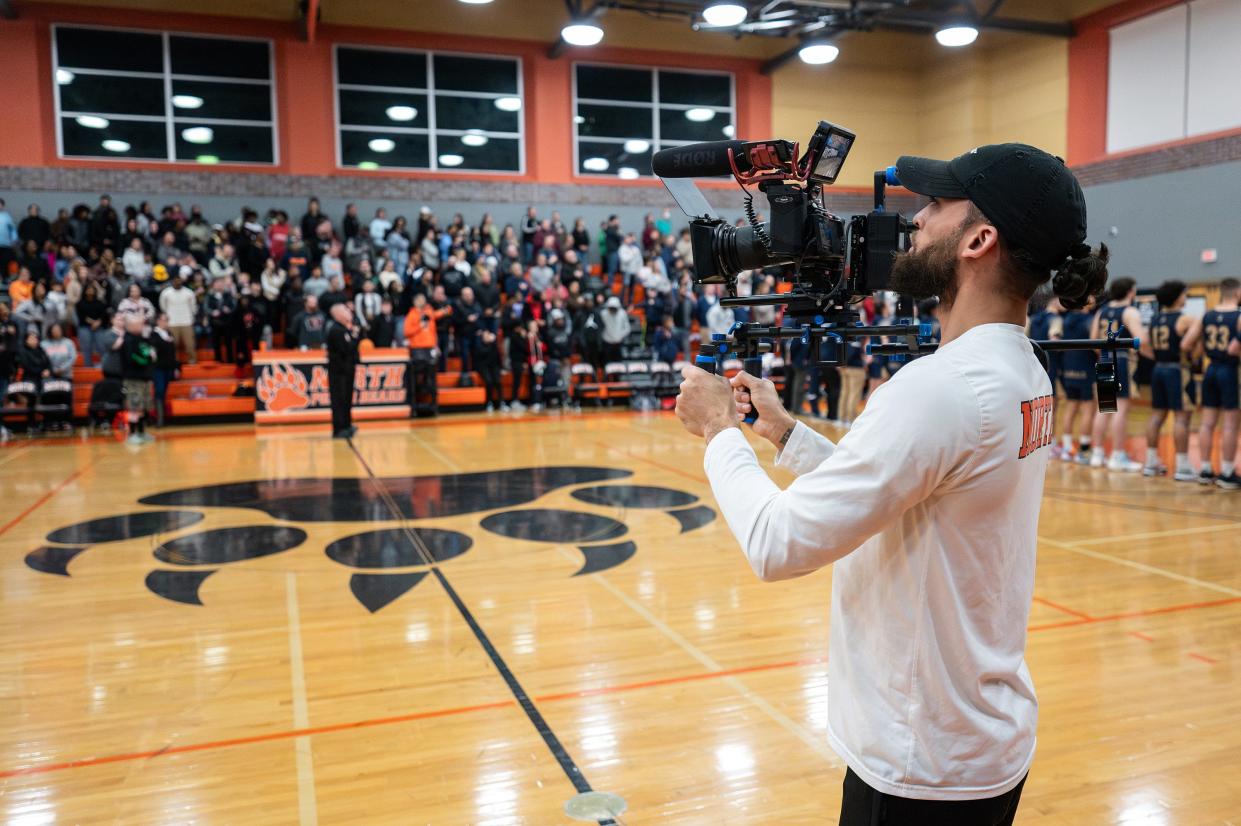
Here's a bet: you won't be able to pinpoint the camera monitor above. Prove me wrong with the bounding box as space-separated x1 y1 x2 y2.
804 122 856 185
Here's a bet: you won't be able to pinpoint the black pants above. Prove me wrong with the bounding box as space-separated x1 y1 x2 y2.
327 366 353 435
409 349 437 414
478 361 502 406
839 768 1026 826
509 359 526 404
212 323 234 363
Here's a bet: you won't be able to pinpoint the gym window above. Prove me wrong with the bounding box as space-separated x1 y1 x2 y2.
334 46 524 174
573 63 735 178
52 25 277 164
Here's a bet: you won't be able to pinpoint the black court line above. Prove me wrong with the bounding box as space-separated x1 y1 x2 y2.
347 440 618 826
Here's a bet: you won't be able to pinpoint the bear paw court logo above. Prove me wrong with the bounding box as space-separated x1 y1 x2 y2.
256 363 311 413
24 466 716 613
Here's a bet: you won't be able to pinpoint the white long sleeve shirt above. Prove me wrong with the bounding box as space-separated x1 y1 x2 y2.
704 323 1053 801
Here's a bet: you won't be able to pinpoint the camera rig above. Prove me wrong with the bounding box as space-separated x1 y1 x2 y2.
653 120 1136 416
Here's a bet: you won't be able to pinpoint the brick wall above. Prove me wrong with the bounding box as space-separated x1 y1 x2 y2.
0 165 917 217
1073 133 1241 187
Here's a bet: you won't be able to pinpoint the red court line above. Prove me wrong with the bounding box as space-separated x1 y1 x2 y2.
1026 595 1241 633
0 462 93 538
1129 631 1155 642
0 656 833 780
592 439 708 484
0 699 516 780
1031 596 1094 621
1187 652 1219 665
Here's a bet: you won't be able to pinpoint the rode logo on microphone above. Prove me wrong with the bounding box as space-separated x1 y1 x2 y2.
674 150 721 169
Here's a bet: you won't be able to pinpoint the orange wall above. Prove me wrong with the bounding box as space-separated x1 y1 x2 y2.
0 3 772 191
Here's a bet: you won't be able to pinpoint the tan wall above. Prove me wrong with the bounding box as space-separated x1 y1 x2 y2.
772 32 1069 187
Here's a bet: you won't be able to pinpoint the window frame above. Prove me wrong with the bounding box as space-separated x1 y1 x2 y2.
331 42 526 176
51 23 279 166
572 60 737 180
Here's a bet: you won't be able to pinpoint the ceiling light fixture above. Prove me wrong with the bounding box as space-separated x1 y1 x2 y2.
461 130 489 147
357 161 380 170
685 108 715 122
172 95 204 109
56 68 74 85
617 167 639 179
368 137 396 153
76 115 109 129
385 105 417 122
935 25 979 47
798 41 840 65
495 96 522 112
458 0 493 4
722 124 735 137
623 139 650 153
702 3 748 27
181 126 214 144
583 156 610 172
561 21 604 46
439 154 465 167
101 139 130 152
195 154 220 165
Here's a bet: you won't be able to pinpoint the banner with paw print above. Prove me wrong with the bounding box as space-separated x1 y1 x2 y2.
253 348 410 423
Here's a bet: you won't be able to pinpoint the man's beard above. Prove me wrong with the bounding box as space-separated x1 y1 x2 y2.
888 231 961 305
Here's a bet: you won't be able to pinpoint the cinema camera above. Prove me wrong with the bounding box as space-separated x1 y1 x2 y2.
653 121 1135 415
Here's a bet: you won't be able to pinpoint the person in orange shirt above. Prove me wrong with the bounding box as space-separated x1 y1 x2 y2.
7 266 33 307
403 292 450 416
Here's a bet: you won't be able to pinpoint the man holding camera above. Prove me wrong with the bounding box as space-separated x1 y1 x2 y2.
676 144 1106 825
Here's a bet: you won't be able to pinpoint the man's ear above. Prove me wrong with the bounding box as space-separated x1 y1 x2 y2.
960 222 1000 261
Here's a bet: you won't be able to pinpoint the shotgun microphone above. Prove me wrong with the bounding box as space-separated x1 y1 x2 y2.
651 140 750 178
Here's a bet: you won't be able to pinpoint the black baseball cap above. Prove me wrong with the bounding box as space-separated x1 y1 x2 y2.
895 143 1088 269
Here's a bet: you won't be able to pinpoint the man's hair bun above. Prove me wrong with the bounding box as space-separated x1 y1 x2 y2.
1052 242 1109 310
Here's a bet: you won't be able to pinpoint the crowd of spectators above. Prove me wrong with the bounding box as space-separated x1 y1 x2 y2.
0 193 913 423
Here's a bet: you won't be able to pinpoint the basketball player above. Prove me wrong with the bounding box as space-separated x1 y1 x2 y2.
676 144 1107 824
1197 278 1241 488
1142 280 1201 480
1089 278 1147 471
1026 296 1064 456
1057 293 1098 463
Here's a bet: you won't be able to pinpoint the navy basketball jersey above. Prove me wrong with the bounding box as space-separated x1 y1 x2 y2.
1150 311 1185 364
1060 311 1096 374
1096 304 1132 339
1202 309 1240 366
1027 309 1055 341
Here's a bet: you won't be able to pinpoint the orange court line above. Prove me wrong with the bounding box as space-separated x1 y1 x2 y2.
0 462 93 538
1031 595 1095 621
3 591 1234 783
592 439 708 484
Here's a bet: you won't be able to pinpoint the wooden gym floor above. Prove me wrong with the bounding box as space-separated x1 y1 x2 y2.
1 410 1240 825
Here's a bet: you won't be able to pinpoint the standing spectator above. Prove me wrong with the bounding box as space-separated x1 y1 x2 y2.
302 266 330 300
529 253 556 294
122 237 151 280
344 225 373 276
208 243 238 285
453 286 482 375
159 275 198 364
116 315 154 444
150 312 178 426
404 291 446 412
319 276 349 313
320 241 345 286
17 330 51 432
184 207 212 264
90 194 120 252
205 279 237 362
156 231 183 264
600 296 631 363
40 323 77 379
506 308 532 410
0 304 17 437
617 233 642 305
14 283 51 339
18 205 50 252
473 268 500 313
117 283 155 328
300 197 326 244
259 259 286 334
8 266 34 306
17 240 50 284
419 228 440 273
342 203 361 242
76 284 109 367
653 315 679 364
66 205 91 254
49 208 71 248
369 298 399 347
282 231 313 276
234 292 264 365
289 294 326 349
520 206 538 263
63 264 82 331
387 216 411 274
603 215 622 280
476 313 502 412
370 207 392 252
266 210 291 263
354 278 382 334
572 217 590 260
